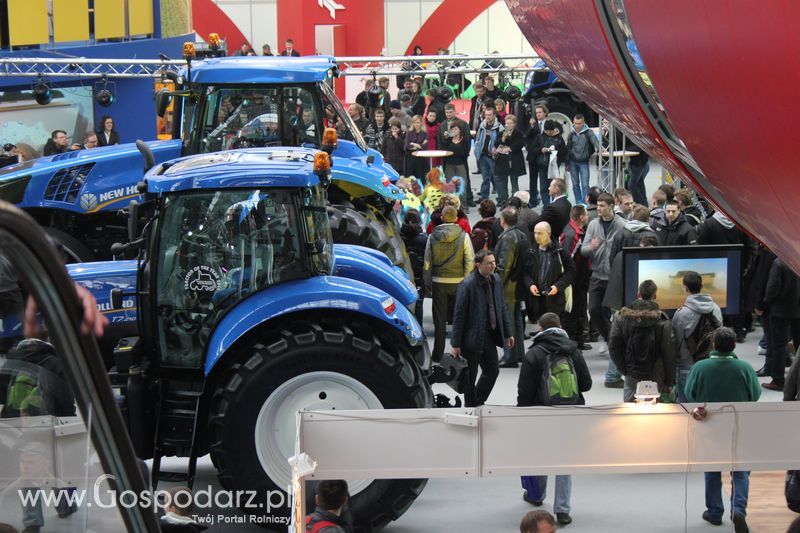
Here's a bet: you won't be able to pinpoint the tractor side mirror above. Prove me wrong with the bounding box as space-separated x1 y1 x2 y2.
155 88 172 118
110 288 123 310
127 200 139 242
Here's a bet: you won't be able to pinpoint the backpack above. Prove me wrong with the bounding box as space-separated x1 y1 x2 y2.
686 312 721 362
539 351 580 406
5 373 42 417
625 324 659 380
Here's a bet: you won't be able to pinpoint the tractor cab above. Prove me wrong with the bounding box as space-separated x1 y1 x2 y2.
141 149 334 369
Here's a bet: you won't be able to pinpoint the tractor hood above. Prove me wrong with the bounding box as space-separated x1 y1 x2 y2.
67 260 138 325
0 140 182 213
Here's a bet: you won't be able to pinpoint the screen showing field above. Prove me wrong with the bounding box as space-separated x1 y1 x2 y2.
639 258 728 309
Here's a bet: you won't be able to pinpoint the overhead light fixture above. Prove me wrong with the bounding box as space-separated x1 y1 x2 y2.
634 381 659 405
94 76 115 107
33 76 52 105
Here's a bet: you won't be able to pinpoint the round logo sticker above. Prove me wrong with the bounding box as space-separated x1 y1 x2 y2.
184 265 221 292
80 193 98 211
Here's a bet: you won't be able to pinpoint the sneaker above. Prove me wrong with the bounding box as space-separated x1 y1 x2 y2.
499 361 519 369
604 380 624 389
757 346 767 355
522 490 543 506
556 512 572 526
762 381 784 391
578 343 593 351
731 513 749 533
702 511 722 526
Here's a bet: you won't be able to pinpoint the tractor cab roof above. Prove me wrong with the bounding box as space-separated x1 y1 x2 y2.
187 56 337 84
145 147 326 193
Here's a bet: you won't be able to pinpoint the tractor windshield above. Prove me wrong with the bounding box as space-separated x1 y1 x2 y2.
194 84 322 153
155 189 305 368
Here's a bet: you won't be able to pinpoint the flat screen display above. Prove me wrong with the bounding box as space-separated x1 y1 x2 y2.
622 245 742 314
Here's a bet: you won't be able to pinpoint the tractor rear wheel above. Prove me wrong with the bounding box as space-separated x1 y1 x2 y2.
209 318 430 532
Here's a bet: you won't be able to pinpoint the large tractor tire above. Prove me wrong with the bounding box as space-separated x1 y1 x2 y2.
328 204 414 280
208 318 431 532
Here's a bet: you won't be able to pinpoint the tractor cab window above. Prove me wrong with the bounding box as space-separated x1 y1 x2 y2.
197 85 321 153
155 189 304 368
319 81 368 152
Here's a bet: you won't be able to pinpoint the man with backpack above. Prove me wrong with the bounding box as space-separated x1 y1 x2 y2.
495 208 531 368
305 480 351 532
672 271 723 402
608 280 678 402
517 312 592 527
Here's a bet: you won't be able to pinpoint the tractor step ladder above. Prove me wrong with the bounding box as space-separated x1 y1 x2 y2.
151 381 202 489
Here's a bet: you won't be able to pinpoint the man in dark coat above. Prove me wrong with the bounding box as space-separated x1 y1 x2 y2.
521 221 575 322
400 209 428 324
517 312 591 526
451 250 514 407
653 200 698 246
608 280 678 402
762 258 800 391
698 210 756 342
494 208 530 368
529 120 567 209
532 178 572 244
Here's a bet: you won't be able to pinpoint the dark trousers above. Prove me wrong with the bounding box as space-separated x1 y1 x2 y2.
588 278 611 342
530 163 551 208
463 327 500 407
563 279 589 341
768 315 800 384
432 282 459 363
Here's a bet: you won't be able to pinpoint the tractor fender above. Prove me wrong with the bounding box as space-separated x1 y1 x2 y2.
334 139 399 182
204 276 424 375
332 244 417 307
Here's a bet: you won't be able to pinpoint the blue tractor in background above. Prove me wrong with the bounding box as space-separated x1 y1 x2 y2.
524 58 599 131
0 56 411 277
68 146 432 530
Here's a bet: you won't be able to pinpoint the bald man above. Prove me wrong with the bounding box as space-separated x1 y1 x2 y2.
521 221 576 324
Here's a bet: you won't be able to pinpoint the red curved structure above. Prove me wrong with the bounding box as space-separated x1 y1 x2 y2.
506 0 800 273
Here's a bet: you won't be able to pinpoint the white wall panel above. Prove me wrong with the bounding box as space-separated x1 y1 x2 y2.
214 0 278 53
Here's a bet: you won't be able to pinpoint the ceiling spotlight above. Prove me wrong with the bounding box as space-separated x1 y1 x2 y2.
33 77 52 105
94 76 116 107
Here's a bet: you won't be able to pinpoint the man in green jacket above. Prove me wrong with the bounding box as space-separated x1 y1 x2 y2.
685 326 760 533
424 206 475 362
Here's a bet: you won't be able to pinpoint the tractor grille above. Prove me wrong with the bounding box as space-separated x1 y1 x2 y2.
44 163 95 203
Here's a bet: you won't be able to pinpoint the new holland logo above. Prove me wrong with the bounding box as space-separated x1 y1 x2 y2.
80 193 98 211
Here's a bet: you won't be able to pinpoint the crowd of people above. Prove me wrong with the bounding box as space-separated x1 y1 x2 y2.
395 163 800 530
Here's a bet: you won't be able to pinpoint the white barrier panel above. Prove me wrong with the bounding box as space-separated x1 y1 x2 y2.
299 402 800 481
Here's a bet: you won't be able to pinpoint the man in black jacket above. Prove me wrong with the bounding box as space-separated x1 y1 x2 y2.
532 178 572 244
521 221 575 322
517 312 591 526
762 258 800 391
653 200 698 246
451 250 514 407
495 208 530 368
698 210 756 342
608 280 678 402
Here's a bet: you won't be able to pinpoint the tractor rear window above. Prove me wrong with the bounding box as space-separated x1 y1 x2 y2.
155 189 303 368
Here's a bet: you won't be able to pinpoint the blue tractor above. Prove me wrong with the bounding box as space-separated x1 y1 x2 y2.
0 56 411 277
68 146 432 530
